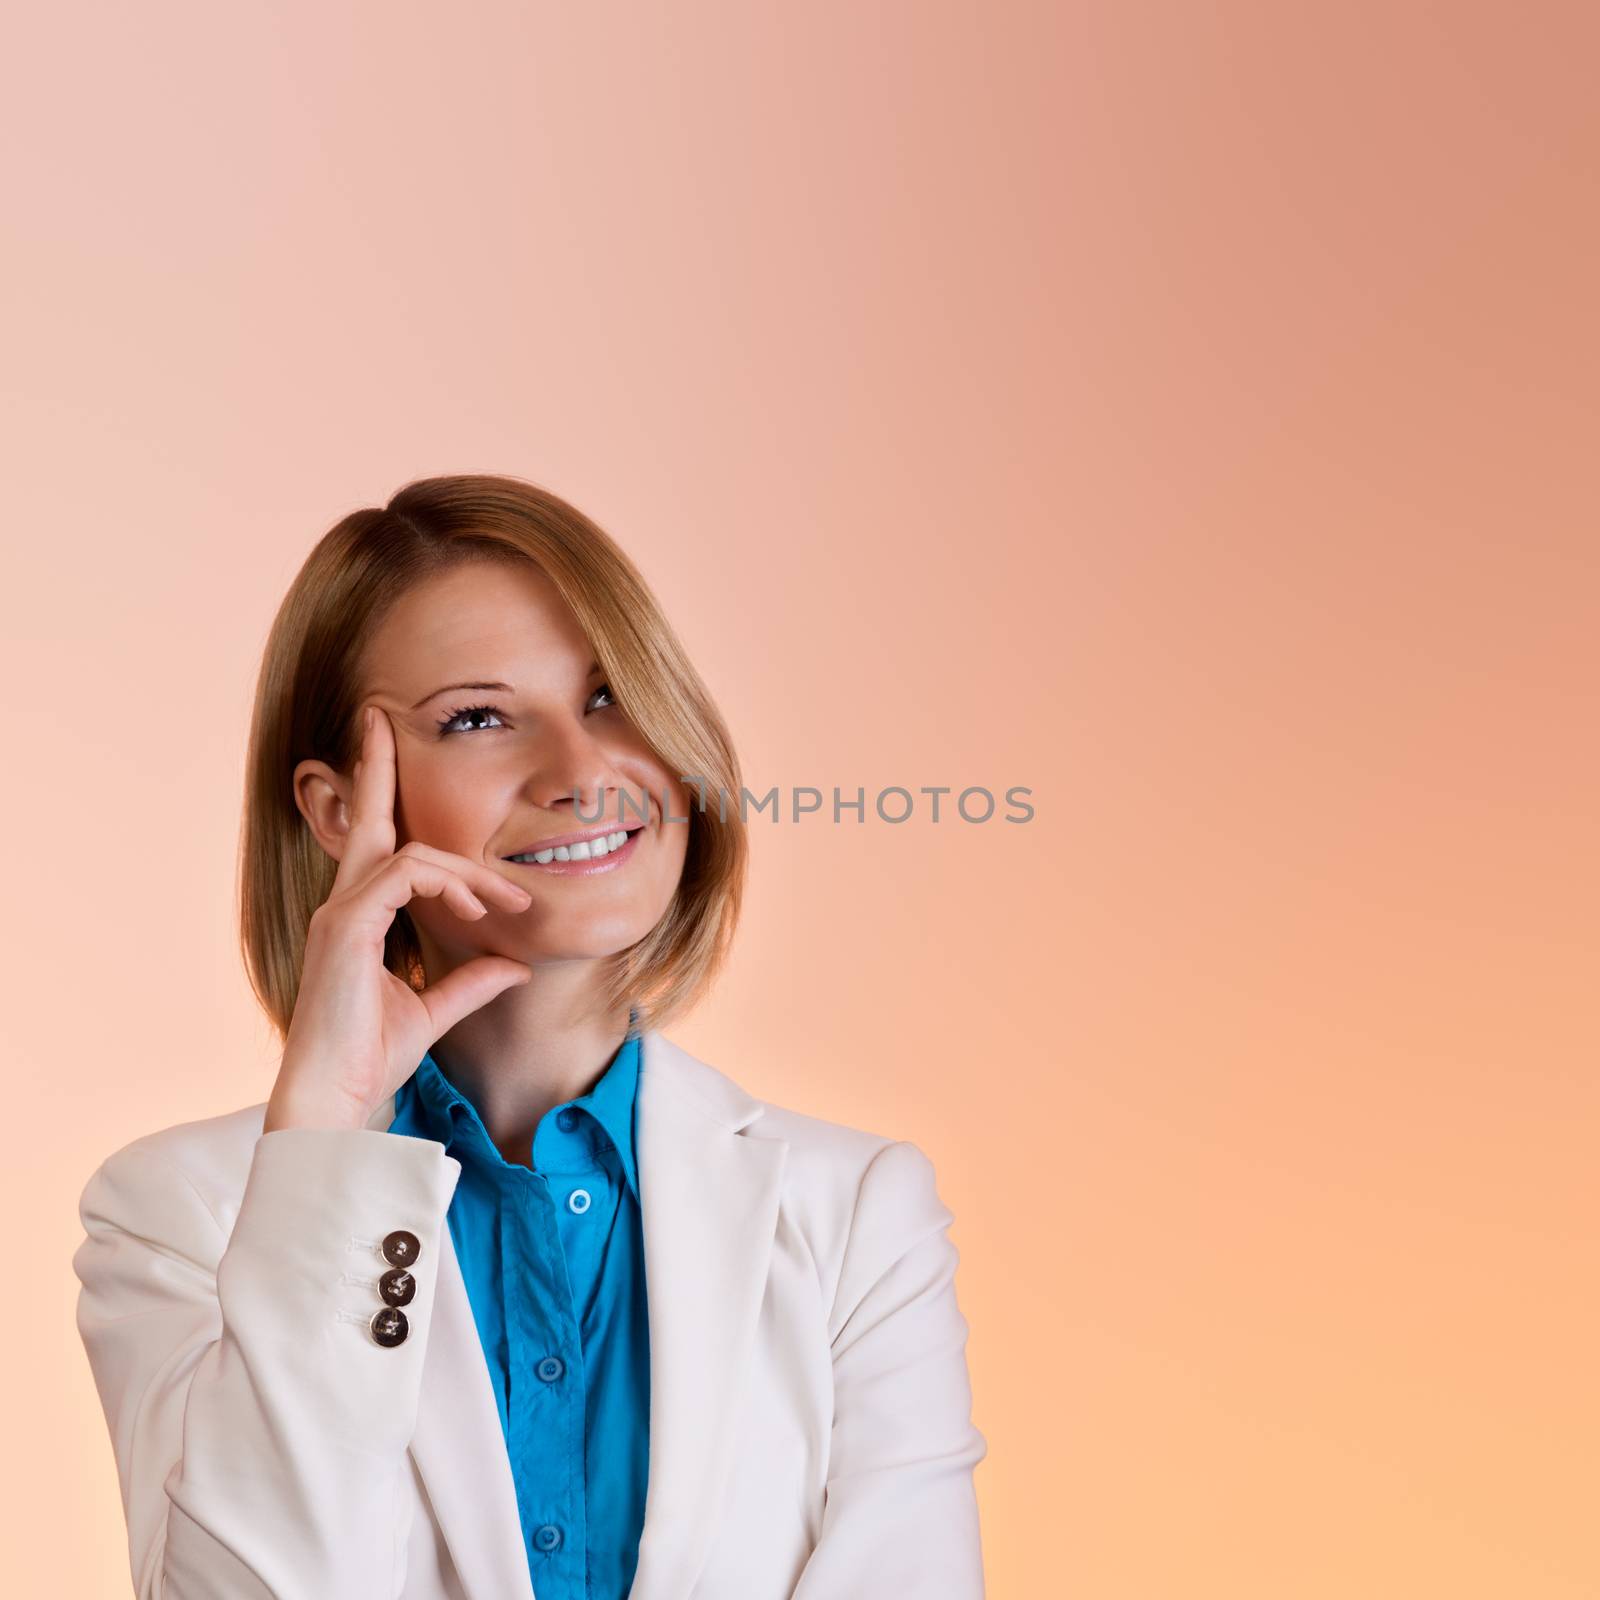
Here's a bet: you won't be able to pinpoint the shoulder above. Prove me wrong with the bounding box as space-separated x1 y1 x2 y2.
645 1028 901 1162
645 1032 954 1247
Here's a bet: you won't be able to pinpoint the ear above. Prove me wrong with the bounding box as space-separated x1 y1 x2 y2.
293 758 354 865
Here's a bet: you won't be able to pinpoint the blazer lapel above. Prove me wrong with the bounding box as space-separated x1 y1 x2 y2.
627 1031 789 1600
364 1029 789 1600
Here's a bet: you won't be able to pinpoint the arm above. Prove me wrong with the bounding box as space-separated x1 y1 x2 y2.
73 1125 461 1600
791 1139 988 1599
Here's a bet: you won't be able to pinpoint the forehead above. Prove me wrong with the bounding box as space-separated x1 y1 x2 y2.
361 560 591 687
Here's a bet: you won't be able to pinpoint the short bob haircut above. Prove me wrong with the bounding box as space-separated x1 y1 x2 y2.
238 472 747 1044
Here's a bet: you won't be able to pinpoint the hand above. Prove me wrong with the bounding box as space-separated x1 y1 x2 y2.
263 704 534 1133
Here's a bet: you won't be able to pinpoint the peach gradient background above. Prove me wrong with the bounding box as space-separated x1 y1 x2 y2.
3 3 1596 1595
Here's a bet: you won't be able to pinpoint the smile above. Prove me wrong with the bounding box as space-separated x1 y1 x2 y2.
502 827 644 876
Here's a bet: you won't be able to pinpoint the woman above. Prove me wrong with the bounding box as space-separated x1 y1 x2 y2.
72 474 987 1600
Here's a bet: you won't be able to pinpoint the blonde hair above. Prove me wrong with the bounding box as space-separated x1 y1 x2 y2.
238 472 746 1042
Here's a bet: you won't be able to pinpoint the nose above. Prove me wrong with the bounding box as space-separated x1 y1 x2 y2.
525 716 638 829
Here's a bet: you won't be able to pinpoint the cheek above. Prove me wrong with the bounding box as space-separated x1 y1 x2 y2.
393 758 493 849
659 818 690 876
658 772 695 825
641 774 692 871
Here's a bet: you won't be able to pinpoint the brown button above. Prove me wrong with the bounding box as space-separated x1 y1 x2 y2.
379 1267 416 1307
381 1230 421 1267
370 1307 409 1347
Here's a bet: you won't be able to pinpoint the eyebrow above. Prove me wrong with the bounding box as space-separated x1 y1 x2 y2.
408 660 602 711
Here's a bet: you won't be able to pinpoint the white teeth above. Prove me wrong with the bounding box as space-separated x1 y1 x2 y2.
510 830 630 866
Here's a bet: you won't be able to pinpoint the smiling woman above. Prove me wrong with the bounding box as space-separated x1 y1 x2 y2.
247 478 746 1046
70 473 987 1600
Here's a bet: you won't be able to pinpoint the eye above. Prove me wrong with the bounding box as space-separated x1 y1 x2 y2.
437 702 506 736
437 686 616 738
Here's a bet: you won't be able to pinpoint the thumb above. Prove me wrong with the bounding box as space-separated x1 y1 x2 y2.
417 956 533 1039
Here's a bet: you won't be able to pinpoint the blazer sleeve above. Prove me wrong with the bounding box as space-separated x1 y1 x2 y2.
73 1125 461 1600
790 1138 988 1599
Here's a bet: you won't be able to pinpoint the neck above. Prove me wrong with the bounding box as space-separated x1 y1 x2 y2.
419 944 634 1167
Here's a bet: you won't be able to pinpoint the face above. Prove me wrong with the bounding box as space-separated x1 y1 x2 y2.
295 559 691 973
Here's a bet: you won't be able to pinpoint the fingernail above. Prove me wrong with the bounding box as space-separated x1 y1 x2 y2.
364 707 374 732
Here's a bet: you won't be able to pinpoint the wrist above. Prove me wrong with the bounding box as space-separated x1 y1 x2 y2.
264 1076 373 1134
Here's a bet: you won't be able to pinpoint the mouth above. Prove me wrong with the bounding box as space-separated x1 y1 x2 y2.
501 823 646 877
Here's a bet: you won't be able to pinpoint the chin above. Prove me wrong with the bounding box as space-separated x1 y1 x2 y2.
529 912 663 958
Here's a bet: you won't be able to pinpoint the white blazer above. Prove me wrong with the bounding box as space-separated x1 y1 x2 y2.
73 1029 987 1599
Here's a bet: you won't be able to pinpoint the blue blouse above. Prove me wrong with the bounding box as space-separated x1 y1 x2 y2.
388 1029 650 1600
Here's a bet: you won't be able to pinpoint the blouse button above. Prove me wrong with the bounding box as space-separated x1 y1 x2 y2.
567 1188 592 1215
536 1355 565 1383
556 1107 578 1132
533 1524 563 1552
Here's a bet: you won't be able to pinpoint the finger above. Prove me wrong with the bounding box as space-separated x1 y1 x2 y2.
417 957 534 1039
337 852 489 935
395 840 533 910
444 881 487 920
335 704 397 888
